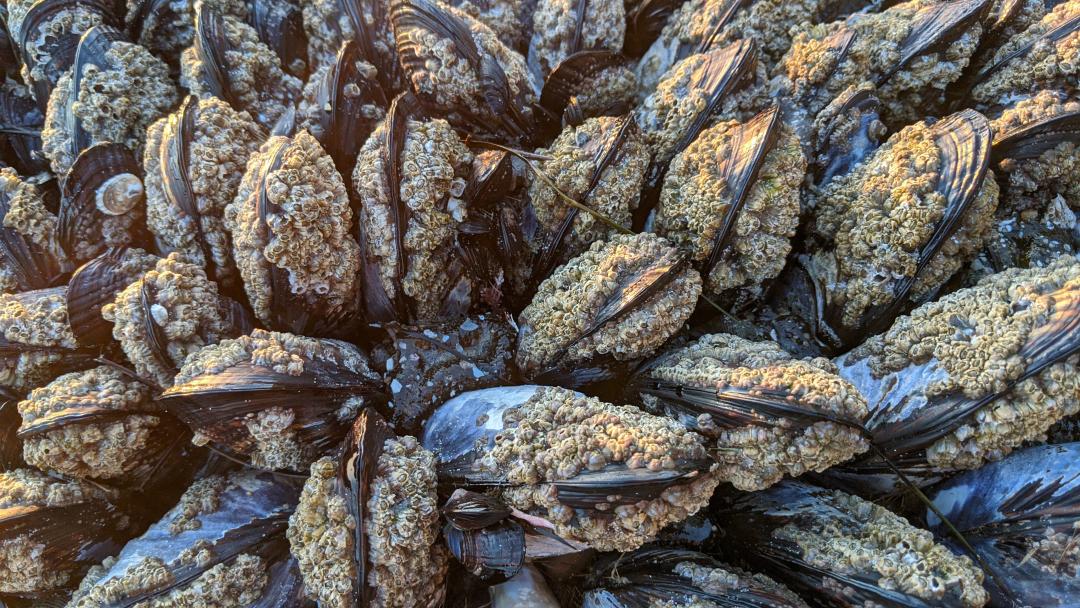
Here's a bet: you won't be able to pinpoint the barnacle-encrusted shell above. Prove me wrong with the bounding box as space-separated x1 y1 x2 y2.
972 0 1080 108
353 117 473 321
527 0 625 79
780 0 985 124
844 255 1080 469
515 233 702 375
448 0 531 50
42 40 179 176
127 0 249 61
643 334 869 491
7 0 106 95
0 467 122 594
144 97 265 288
0 168 66 294
527 116 649 263
772 486 988 606
0 288 78 392
180 13 302 128
811 119 999 328
484 386 719 552
302 0 395 72
569 63 638 118
655 118 804 301
990 90 1080 212
297 58 386 138
288 436 447 608
17 365 161 481
102 253 235 388
228 131 361 326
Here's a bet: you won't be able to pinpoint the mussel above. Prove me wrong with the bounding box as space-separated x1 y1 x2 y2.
0 167 69 294
0 287 94 393
527 0 626 80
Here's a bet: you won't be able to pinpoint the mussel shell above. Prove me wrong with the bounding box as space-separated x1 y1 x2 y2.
538 50 633 136
444 519 524 582
928 442 1080 607
17 0 119 108
58 142 146 263
65 248 142 347
0 391 24 471
60 24 130 164
622 0 689 57
442 489 512 530
0 88 49 176
0 9 18 80
992 98 1080 164
876 0 989 87
248 0 309 79
0 175 67 292
190 5 241 110
813 86 884 185
975 8 1080 85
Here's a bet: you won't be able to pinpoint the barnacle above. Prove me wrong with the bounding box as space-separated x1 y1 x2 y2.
971 0 1080 108
639 333 869 491
288 435 447 608
143 97 266 288
126 0 249 61
7 0 107 98
102 253 237 388
515 233 702 376
527 116 649 266
41 39 178 177
17 365 164 481
303 0 395 72
654 112 804 302
448 0 532 50
353 115 473 321
527 0 625 79
0 168 67 294
0 288 80 392
227 131 361 329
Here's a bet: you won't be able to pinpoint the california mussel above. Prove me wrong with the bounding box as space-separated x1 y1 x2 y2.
0 0 1077 606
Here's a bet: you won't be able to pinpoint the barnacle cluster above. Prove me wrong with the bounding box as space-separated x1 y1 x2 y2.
485 387 719 551
515 233 702 375
0 288 78 392
527 0 625 78
143 97 266 286
228 131 361 325
0 168 65 294
303 0 395 71
7 0 106 92
42 40 178 176
127 0 249 60
102 253 235 388
672 561 809 606
655 117 804 301
642 334 869 490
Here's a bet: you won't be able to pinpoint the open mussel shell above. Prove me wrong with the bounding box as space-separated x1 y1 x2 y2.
58 142 147 264
14 0 119 108
0 467 136 598
443 489 513 530
712 480 989 607
831 257 1080 492
288 408 448 608
581 547 810 608
65 247 158 348
66 470 302 607
928 442 1080 607
0 168 69 293
302 39 387 181
390 0 537 142
0 86 49 176
161 329 384 473
422 385 720 552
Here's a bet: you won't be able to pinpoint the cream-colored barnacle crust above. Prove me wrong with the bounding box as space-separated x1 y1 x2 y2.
515 233 702 374
144 97 265 287
849 256 1080 468
780 0 983 123
0 168 66 293
399 3 539 121
8 1 105 94
174 328 373 385
127 0 249 60
354 117 473 320
777 489 987 607
289 437 447 608
572 64 638 118
0 289 77 392
179 14 302 128
102 253 233 388
449 0 529 50
985 0 1047 42
646 334 868 490
168 474 228 535
527 116 649 263
487 387 718 552
655 119 804 301
298 60 386 139
673 561 809 607
227 131 361 325
1016 523 1080 576
0 468 118 594
990 91 1080 212
42 41 178 177
17 365 159 481
303 0 394 72
811 120 998 329
528 0 625 79
972 1 1080 108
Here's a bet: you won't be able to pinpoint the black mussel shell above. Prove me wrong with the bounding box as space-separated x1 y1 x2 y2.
538 50 633 137
974 8 1080 88
443 489 512 530
248 0 309 79
342 408 395 607
813 86 884 186
992 96 1080 165
928 442 1080 607
65 248 148 348
58 142 147 264
0 390 23 471
60 25 130 164
0 88 49 176
17 0 120 109
444 519 524 582
876 0 989 87
308 39 388 184
623 0 690 57
0 8 18 80
0 175 68 292
66 470 301 607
